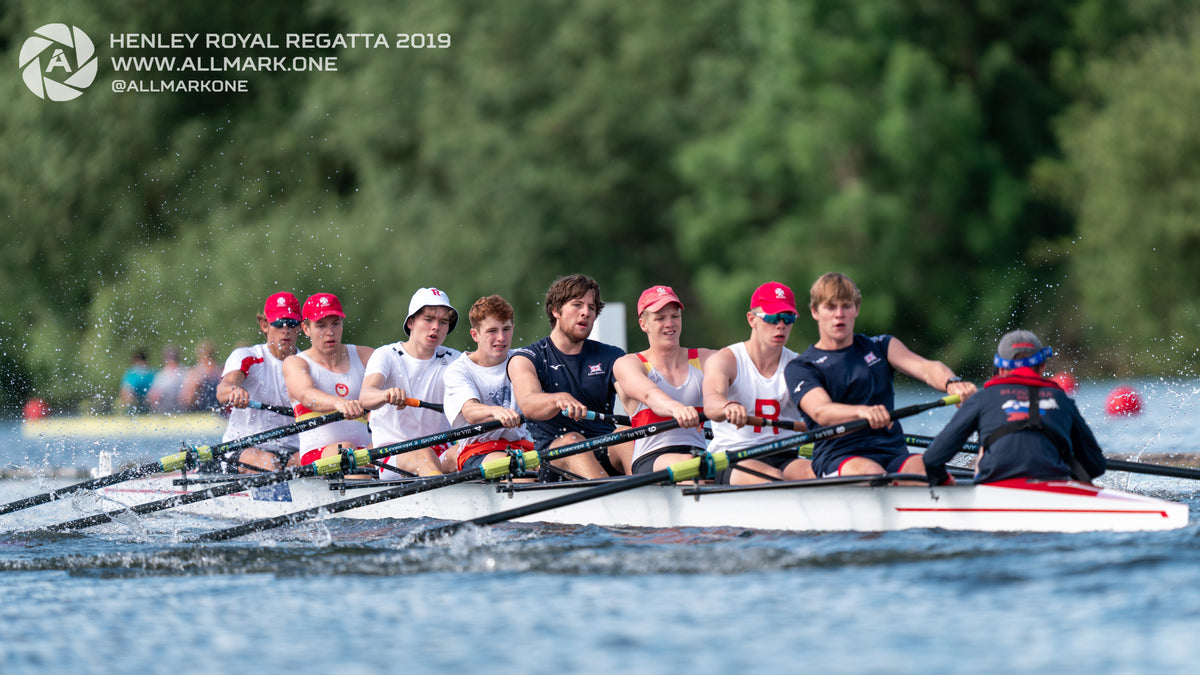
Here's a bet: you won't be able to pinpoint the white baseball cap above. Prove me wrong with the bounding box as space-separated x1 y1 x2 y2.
404 287 458 335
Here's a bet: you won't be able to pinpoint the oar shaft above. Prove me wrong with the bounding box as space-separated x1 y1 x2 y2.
0 411 344 517
248 401 294 416
404 398 444 413
906 433 1200 481
193 420 682 541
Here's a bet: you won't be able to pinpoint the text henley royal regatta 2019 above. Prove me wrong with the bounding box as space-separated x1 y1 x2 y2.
109 34 394 50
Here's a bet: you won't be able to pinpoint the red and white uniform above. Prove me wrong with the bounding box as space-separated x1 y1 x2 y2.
630 350 707 464
365 342 461 475
221 344 297 453
294 346 371 456
709 342 803 453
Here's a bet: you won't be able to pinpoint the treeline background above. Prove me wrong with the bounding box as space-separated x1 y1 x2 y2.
3 0 1200 414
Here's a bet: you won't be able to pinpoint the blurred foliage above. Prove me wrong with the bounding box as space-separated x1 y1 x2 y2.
0 0 1198 415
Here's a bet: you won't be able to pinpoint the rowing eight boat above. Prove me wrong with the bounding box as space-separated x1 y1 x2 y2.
98 470 1189 534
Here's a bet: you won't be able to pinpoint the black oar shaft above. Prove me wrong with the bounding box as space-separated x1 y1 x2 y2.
421 396 960 538
905 433 1200 481
0 411 344 517
193 420 683 541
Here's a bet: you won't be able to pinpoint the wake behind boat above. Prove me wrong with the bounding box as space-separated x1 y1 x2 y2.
97 469 1188 534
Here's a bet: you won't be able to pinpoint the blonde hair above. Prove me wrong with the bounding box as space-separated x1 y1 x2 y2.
809 273 862 310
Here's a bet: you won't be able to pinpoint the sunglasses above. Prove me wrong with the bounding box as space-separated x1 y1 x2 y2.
270 318 301 328
753 310 797 325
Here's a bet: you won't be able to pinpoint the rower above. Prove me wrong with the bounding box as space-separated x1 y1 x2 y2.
786 272 977 480
702 281 814 484
360 287 462 478
284 292 373 466
614 285 711 475
508 274 629 480
441 295 534 475
208 291 304 473
923 330 1107 485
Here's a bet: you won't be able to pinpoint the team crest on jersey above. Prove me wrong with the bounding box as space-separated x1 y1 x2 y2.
864 352 880 366
1001 397 1059 421
587 363 605 376
336 383 350 397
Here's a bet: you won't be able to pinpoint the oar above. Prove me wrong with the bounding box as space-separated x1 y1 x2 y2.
0 411 344 516
579 410 632 426
248 400 294 416
904 434 1200 482
192 420 683 542
46 419 511 531
419 396 961 539
404 398 444 413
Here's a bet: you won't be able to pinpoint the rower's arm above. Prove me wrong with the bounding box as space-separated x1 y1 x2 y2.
508 353 586 421
216 370 248 408
460 398 522 428
613 354 700 427
283 355 364 418
798 387 892 429
702 347 741 424
887 338 976 401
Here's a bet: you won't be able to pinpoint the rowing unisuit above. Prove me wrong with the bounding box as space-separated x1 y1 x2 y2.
295 346 370 463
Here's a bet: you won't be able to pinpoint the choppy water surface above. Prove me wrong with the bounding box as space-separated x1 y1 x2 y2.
3 380 1200 674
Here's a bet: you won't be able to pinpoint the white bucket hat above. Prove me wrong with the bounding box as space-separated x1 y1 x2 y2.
404 287 458 335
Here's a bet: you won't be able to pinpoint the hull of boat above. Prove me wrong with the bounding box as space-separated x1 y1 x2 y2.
99 475 1189 533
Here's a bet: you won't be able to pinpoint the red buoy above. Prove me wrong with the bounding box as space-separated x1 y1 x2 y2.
22 397 50 421
1049 371 1078 395
1105 386 1142 416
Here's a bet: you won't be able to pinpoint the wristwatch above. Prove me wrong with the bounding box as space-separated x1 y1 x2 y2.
944 376 964 390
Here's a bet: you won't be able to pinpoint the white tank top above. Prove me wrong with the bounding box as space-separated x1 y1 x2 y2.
631 351 706 462
295 346 371 452
709 342 803 454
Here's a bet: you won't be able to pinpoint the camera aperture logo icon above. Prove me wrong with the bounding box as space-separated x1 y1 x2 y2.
19 24 98 101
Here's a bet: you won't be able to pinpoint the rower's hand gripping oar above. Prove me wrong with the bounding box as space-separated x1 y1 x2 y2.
903 433 1200 482
419 395 961 539
48 418 511 531
0 411 345 516
191 419 683 542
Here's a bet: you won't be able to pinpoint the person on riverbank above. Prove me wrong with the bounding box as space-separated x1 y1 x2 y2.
209 292 303 473
614 285 710 475
361 287 462 478
146 345 185 413
284 292 373 465
441 295 533 475
923 330 1106 485
509 274 629 480
703 281 814 484
180 340 223 413
118 349 156 415
786 272 977 479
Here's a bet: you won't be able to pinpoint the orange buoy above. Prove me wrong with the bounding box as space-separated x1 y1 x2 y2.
22 397 50 421
1105 386 1142 416
1049 371 1078 395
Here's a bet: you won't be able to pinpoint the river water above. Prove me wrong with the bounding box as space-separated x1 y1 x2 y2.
2 380 1199 674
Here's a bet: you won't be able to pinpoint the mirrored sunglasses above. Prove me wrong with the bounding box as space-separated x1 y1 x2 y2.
753 310 797 325
270 318 301 328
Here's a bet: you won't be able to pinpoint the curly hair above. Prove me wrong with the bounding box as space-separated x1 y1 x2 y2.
544 274 604 327
468 295 514 329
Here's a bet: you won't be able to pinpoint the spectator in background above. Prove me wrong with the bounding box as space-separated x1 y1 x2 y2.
180 340 224 412
118 349 156 415
147 345 185 413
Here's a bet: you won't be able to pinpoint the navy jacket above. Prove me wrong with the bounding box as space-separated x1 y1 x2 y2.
924 368 1106 485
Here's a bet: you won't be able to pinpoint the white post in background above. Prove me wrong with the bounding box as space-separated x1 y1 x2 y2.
589 301 627 351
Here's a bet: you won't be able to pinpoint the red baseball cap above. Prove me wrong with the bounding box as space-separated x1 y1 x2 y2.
750 281 797 314
637 285 683 315
302 293 346 321
263 292 302 323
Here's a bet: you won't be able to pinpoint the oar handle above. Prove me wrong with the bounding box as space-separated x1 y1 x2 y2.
745 416 805 432
578 410 633 426
247 400 295 416
403 398 444 413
